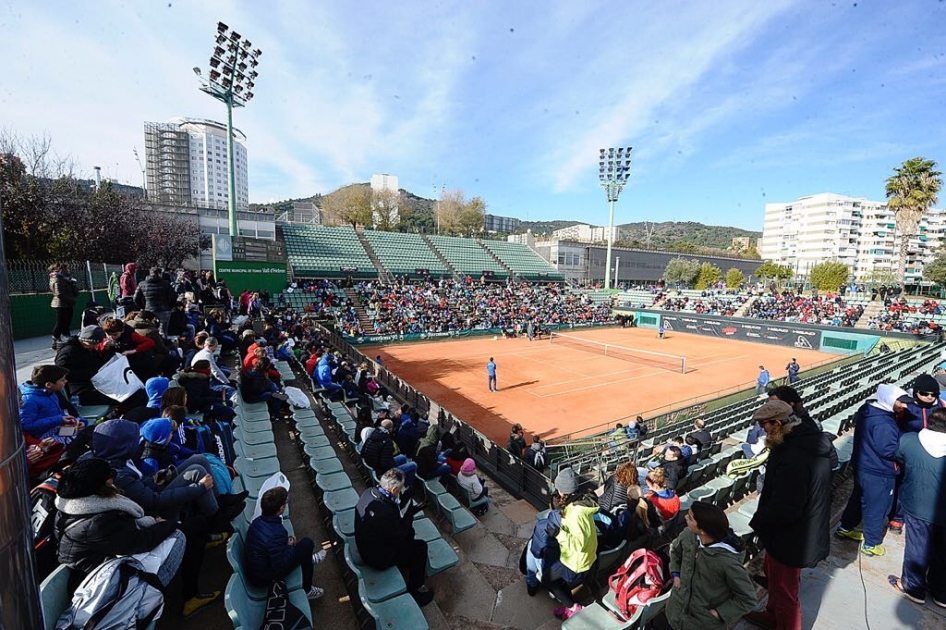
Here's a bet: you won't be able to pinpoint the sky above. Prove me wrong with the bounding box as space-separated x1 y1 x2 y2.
1 1 944 231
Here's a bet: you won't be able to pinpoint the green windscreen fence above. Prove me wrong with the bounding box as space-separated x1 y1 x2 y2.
634 311 660 328
822 337 858 351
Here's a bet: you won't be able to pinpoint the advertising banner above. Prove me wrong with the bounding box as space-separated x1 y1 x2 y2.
657 313 824 351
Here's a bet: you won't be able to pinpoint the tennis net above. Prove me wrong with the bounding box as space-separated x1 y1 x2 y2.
549 331 687 373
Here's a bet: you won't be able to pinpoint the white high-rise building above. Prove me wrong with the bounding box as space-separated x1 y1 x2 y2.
370 173 399 226
144 117 249 211
761 192 946 283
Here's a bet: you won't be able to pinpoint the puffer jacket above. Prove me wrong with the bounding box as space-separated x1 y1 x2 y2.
55 494 177 574
50 272 79 308
132 317 169 359
666 529 757 630
18 382 66 438
598 474 629 512
556 498 599 574
134 274 175 314
177 370 223 413
244 515 295 586
55 337 105 399
361 428 396 475
240 368 272 403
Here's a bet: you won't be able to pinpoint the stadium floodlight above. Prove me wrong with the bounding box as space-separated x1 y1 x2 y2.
598 146 632 289
195 22 262 237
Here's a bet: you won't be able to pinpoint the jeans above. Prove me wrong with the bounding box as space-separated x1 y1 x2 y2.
209 380 237 402
763 553 802 630
161 459 219 519
488 375 497 391
394 455 418 487
901 514 946 602
525 547 543 587
155 310 171 337
756 382 767 395
839 469 896 547
290 537 316 592
154 530 187 587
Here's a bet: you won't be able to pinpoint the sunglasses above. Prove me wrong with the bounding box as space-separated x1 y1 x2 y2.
917 391 937 397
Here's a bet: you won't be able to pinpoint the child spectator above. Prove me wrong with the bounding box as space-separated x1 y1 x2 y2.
18 365 85 443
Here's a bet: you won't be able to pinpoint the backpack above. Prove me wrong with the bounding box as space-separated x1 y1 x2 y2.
55 556 165 629
608 548 666 621
210 420 237 466
31 475 61 580
593 507 625 551
204 453 234 495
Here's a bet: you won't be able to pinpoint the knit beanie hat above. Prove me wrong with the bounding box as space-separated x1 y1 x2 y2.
58 457 113 498
140 418 173 445
554 466 579 494
460 458 477 474
913 374 941 408
79 325 105 343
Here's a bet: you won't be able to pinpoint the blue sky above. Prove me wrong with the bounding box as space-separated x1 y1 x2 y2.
1 1 944 230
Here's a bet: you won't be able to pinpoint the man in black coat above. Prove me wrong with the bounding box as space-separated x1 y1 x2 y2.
686 418 713 452
745 400 832 630
55 326 110 405
134 267 176 336
354 469 434 606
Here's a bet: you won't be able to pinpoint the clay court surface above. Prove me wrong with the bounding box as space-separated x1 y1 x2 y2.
375 327 838 444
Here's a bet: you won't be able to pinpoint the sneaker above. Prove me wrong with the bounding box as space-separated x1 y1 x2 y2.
206 532 230 549
312 549 327 565
306 586 325 600
889 577 925 604
182 591 221 618
561 604 583 620
743 610 776 629
552 606 569 620
835 527 864 542
861 544 886 557
410 587 435 607
932 597 946 609
888 520 903 534
527 583 538 597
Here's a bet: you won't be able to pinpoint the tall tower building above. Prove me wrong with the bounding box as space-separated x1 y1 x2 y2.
144 117 248 210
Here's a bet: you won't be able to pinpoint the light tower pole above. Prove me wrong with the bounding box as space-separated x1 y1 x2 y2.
195 22 262 238
599 147 632 289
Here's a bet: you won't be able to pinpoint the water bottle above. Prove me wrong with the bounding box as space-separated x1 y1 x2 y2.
70 394 80 410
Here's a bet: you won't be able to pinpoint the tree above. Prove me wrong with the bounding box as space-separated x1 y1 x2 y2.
321 184 373 228
0 152 50 259
371 188 401 231
862 268 897 289
809 261 850 292
662 258 701 285
694 262 722 289
437 189 486 236
886 157 943 290
725 268 745 289
755 260 793 288
922 252 946 287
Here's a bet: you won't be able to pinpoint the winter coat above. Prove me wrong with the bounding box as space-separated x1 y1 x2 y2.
457 471 485 499
18 382 66 438
395 419 422 458
556 499 599 574
897 430 946 525
49 272 80 308
96 328 155 358
132 318 169 360
56 337 105 399
660 459 686 491
361 428 395 475
120 263 138 297
507 432 527 457
904 398 944 433
850 400 901 478
240 368 272 403
134 275 175 313
354 487 415 570
687 429 713 451
648 489 681 520
167 310 188 337
598 474 629 512
315 355 334 389
749 419 832 568
55 494 177 574
244 514 297 586
666 529 757 630
414 443 443 480
177 371 223 413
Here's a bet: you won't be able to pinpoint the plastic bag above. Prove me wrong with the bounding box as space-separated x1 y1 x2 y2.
284 386 310 409
91 354 144 402
251 472 290 521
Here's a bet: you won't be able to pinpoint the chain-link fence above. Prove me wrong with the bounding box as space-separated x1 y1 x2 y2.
7 260 124 295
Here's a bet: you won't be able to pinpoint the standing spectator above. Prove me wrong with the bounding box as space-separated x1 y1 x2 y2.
507 423 527 458
119 262 138 298
487 357 498 392
107 271 119 307
525 435 548 471
746 400 832 630
354 469 434 606
785 358 800 385
49 262 80 349
134 267 176 336
889 407 946 606
245 486 327 600
666 502 757 629
836 384 907 556
756 365 771 395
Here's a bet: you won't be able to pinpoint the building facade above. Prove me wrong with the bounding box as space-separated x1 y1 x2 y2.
551 223 622 243
144 117 249 211
761 192 946 284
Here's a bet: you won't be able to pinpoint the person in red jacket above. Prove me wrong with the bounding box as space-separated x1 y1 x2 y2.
119 262 138 297
97 317 157 381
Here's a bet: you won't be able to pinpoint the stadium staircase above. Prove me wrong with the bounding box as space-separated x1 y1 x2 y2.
854 298 884 329
475 239 515 280
732 295 757 318
354 226 391 283
420 233 460 280
344 287 375 332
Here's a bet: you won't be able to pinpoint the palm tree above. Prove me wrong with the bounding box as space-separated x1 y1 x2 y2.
886 157 942 290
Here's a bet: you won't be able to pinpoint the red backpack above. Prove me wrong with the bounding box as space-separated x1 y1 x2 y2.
608 548 666 621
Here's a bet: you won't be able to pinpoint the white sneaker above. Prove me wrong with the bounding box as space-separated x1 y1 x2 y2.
312 550 327 565
307 586 325 600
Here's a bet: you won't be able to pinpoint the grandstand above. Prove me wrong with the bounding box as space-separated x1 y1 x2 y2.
282 225 377 278
363 230 451 279
479 239 564 281
426 234 509 279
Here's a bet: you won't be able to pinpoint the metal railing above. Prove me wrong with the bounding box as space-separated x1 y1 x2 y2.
7 259 122 295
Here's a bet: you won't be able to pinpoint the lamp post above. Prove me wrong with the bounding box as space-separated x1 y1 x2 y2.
615 256 620 289
599 147 632 289
195 22 262 238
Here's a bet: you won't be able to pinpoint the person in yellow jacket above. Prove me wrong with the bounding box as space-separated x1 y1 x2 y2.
546 467 599 621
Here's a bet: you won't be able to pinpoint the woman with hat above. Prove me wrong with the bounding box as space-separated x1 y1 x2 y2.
456 458 490 514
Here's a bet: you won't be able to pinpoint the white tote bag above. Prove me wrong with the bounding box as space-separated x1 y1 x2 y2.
91 354 145 402
251 472 291 521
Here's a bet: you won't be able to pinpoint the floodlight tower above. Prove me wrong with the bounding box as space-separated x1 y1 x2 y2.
599 147 632 289
194 22 262 237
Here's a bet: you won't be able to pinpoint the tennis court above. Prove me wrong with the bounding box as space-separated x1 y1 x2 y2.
374 326 839 444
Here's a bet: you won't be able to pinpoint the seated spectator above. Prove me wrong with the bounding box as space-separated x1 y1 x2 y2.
457 458 490 514
131 310 180 376
599 462 638 513
625 416 648 440
687 418 712 451
395 408 424 459
18 365 85 443
193 336 235 399
354 469 434 606
315 352 344 400
97 317 157 382
665 502 757 629
655 445 687 490
55 325 111 406
644 468 680 521
177 361 236 423
415 424 451 481
122 376 169 423
245 486 327 601
24 433 64 480
240 356 289 408
442 433 470 476
167 299 195 347
361 419 418 486
238 329 257 361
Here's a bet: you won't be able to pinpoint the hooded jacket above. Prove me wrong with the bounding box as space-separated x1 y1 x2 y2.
55 493 177 574
49 271 79 308
556 498 599 574
315 354 335 389
145 377 169 409
750 419 832 568
904 373 944 433
666 529 757 630
850 384 904 478
55 337 105 398
120 263 138 297
897 429 946 525
18 382 66 438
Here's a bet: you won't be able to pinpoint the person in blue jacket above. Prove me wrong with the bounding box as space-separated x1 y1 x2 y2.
245 486 326 600
18 365 85 443
836 384 909 556
315 352 344 400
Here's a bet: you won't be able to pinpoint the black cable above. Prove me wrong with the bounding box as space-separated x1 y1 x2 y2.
857 549 872 630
